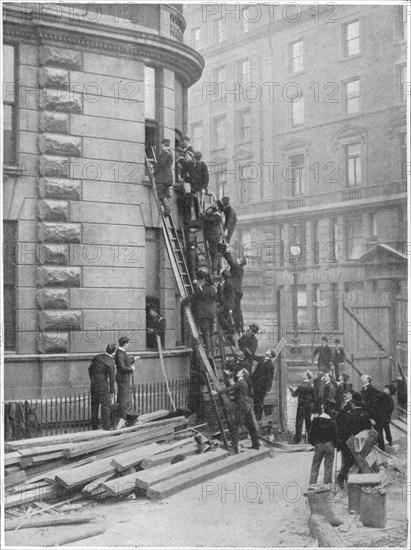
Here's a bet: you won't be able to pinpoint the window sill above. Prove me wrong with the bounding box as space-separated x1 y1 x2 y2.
287 70 306 78
338 54 361 62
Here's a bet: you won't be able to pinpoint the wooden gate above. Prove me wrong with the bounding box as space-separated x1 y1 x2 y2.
342 291 397 391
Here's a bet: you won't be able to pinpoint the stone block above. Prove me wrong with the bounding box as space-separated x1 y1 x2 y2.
82 266 144 288
82 223 144 245
82 137 141 163
37 243 69 265
70 157 144 184
37 266 81 288
70 201 142 227
83 94 144 121
19 109 39 133
41 45 82 70
19 131 38 154
37 289 69 309
70 71 144 101
40 134 82 157
39 222 81 243
20 43 38 66
70 115 144 142
37 331 69 353
83 53 144 79
43 90 82 114
39 177 81 200
41 67 69 89
39 156 70 178
69 288 145 309
37 200 69 222
41 112 69 134
39 310 82 331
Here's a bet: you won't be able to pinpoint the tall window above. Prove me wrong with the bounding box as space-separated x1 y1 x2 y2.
345 143 362 187
214 66 225 90
297 285 308 329
330 283 339 329
346 216 363 260
329 218 338 262
279 224 285 267
400 132 407 181
345 79 360 114
242 6 250 32
192 27 201 50
213 116 226 149
312 220 319 264
396 5 407 42
290 40 303 73
369 212 378 240
344 20 359 56
144 66 156 120
312 284 320 328
192 124 203 152
215 166 226 198
215 18 224 43
291 95 304 126
237 108 251 142
237 59 250 87
289 154 305 195
398 64 407 103
3 221 17 351
3 44 16 165
291 222 306 263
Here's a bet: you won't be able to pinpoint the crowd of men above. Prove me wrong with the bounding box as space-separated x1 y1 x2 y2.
290 336 397 489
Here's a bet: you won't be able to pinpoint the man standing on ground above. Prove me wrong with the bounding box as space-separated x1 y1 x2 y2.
308 400 338 487
251 349 276 421
360 374 384 450
153 138 173 217
313 336 333 373
332 339 346 379
115 336 136 420
89 343 116 431
290 370 316 444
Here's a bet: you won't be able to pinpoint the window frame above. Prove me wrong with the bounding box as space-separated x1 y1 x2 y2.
398 63 407 103
289 153 305 196
237 58 251 87
191 122 203 152
236 107 252 143
3 220 17 351
345 142 362 187
192 27 201 50
344 78 360 115
343 20 360 57
213 115 227 150
3 43 17 166
345 215 363 260
395 5 407 43
399 132 407 182
291 94 304 127
290 40 304 74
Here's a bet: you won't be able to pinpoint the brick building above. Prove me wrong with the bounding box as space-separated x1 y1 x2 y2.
185 3 408 356
2 3 203 399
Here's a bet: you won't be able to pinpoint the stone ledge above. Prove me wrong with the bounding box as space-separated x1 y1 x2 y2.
40 134 82 157
36 289 69 309
38 222 81 243
38 177 81 201
41 45 82 71
37 266 81 288
37 200 69 222
37 243 69 266
40 112 69 135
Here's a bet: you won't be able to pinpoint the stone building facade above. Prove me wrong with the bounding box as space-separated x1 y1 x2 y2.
2 3 203 399
185 3 408 350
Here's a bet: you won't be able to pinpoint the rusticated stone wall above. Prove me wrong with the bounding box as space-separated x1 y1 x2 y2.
36 45 84 353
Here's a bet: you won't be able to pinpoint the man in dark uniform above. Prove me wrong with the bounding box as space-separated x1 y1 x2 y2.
212 367 259 453
217 196 237 243
146 305 166 349
203 205 224 277
89 343 116 431
216 268 235 345
181 135 194 155
336 391 372 488
251 349 276 421
115 336 136 420
153 138 173 216
332 339 346 379
313 336 333 373
238 323 259 372
223 248 247 334
380 384 396 447
308 399 339 486
322 372 336 404
191 151 209 218
176 150 195 225
360 374 384 450
290 370 316 443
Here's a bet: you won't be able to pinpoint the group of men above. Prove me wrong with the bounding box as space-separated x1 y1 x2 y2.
291 356 397 488
88 336 138 431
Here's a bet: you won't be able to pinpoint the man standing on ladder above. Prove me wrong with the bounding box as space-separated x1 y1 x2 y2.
153 138 173 217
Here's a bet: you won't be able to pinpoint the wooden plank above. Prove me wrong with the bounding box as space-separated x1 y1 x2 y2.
147 448 271 499
4 484 61 509
5 452 22 466
138 410 170 422
140 442 197 470
308 514 346 548
55 456 119 490
51 527 105 547
134 449 229 491
343 303 388 353
6 481 52 495
4 471 27 489
34 457 96 484
82 473 118 497
111 443 161 472
5 416 187 452
20 451 66 468
5 514 95 531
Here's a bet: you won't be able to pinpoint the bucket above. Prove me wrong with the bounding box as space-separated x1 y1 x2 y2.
360 487 387 528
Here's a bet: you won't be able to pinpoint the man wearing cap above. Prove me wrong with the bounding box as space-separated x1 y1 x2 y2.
360 374 385 449
115 336 136 420
313 336 333 373
217 196 237 243
181 135 194 156
380 385 396 447
216 268 236 345
223 249 247 333
251 349 276 421
290 370 316 444
153 138 173 217
308 399 339 486
203 205 224 277
191 151 209 218
322 372 336 404
146 304 166 350
238 323 259 372
332 339 346 379
89 343 116 431
336 391 372 488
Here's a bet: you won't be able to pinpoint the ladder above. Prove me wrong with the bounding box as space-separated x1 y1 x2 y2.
145 155 232 448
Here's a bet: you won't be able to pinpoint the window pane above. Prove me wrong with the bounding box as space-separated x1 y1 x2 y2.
292 96 304 125
347 143 360 156
347 21 359 40
145 66 156 120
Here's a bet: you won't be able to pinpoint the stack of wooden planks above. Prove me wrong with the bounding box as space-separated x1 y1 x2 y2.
5 409 273 511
